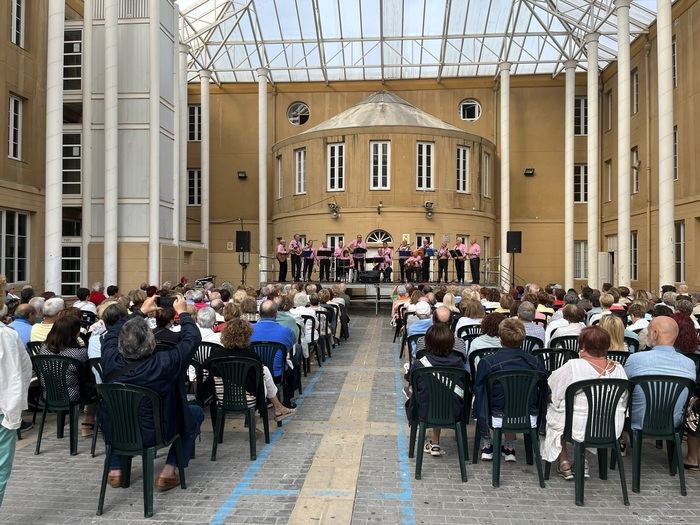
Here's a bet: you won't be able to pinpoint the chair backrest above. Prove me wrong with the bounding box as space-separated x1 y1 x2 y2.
32 354 85 410
300 314 317 343
486 369 547 431
450 313 462 332
315 310 330 335
521 335 544 353
407 334 424 355
631 375 696 435
468 348 500 382
96 382 164 453
250 341 287 378
563 378 631 446
80 311 97 329
409 366 470 425
550 335 580 352
606 351 630 366
26 341 43 356
533 318 547 328
457 324 482 340
686 353 700 375
623 336 639 353
531 349 578 374
193 342 223 367
207 356 263 411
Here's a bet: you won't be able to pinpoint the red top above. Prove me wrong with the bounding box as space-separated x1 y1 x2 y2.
89 291 106 306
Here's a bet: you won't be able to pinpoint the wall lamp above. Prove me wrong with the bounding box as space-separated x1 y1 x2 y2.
523 168 535 177
328 202 340 219
424 201 434 219
237 171 247 180
377 201 383 215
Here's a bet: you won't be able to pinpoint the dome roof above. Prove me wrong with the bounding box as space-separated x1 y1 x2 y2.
299 91 463 135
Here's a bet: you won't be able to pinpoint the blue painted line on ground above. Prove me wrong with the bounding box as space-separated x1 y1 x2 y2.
237 488 300 497
309 489 354 498
393 341 415 525
209 367 326 525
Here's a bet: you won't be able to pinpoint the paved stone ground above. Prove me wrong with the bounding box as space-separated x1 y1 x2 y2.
2 311 699 524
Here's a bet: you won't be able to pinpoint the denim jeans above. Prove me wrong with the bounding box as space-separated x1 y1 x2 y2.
0 416 18 507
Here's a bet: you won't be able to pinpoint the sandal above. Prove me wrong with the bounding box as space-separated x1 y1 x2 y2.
274 408 296 422
81 422 95 437
557 460 574 480
683 463 700 471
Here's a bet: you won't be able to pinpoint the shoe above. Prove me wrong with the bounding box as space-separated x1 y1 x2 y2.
155 475 180 492
683 463 700 471
81 422 95 437
619 440 627 457
402 386 411 400
108 473 122 488
557 461 574 480
480 444 494 461
19 420 33 432
584 459 590 479
274 408 296 422
424 441 442 457
285 401 297 409
501 446 516 462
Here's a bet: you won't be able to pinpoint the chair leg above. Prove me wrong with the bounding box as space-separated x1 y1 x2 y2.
492 428 502 488
248 409 257 461
462 421 469 462
666 439 677 476
472 421 481 465
408 421 417 458
69 405 80 456
574 442 585 506
455 424 468 482
174 438 187 489
56 410 66 439
674 433 687 496
614 442 630 506
211 408 222 461
96 446 112 516
261 407 270 444
530 430 545 488
632 429 642 493
122 457 133 488
598 449 608 480
544 460 551 481
35 404 48 455
142 448 155 518
415 423 427 480
524 432 534 465
218 411 226 444
91 420 99 457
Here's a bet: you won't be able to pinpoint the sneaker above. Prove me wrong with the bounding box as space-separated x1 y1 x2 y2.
480 444 494 461
619 440 627 457
501 446 516 462
19 420 33 432
424 440 443 457
402 386 411 400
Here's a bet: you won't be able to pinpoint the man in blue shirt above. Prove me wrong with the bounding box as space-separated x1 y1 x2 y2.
8 304 35 346
407 301 433 355
624 316 696 430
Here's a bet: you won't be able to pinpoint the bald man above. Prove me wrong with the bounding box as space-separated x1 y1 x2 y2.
624 316 697 430
412 306 467 359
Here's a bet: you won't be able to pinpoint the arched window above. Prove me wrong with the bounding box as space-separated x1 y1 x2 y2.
287 101 310 125
366 229 393 244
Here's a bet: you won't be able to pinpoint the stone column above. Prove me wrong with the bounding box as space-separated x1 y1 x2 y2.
585 33 600 288
148 0 161 284
257 67 269 285
564 59 576 289
499 62 511 289
199 70 211 267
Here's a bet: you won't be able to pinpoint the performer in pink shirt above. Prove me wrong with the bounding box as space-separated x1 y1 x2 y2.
348 234 367 281
376 242 393 282
453 236 467 284
437 242 450 283
317 241 332 282
302 240 315 281
276 239 288 282
288 234 302 282
333 241 352 282
468 238 481 284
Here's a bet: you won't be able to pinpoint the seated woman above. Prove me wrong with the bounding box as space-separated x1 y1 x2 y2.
205 318 295 422
152 307 181 345
240 297 259 322
442 293 460 314
599 314 628 351
405 323 466 457
540 326 628 480
468 313 505 356
454 299 485 334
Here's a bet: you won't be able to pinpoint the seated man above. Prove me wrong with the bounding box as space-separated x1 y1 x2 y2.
30 297 64 342
517 301 545 343
100 294 203 491
8 304 36 346
624 316 696 430
473 318 546 462
413 306 467 359
406 301 433 355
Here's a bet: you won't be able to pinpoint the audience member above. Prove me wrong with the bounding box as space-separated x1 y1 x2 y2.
517 301 545 342
469 313 504 355
454 299 485 333
407 301 432 338
8 304 35 345
30 297 65 342
671 313 698 355
413 307 467 359
89 282 106 306
73 288 97 314
547 305 586 346
196 307 221 344
153 307 181 345
599 315 627 351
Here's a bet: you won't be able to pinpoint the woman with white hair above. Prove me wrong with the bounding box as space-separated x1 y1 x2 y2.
289 293 317 358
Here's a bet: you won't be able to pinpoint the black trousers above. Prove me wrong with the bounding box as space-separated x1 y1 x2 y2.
470 257 481 284
438 259 449 283
291 254 301 281
382 267 392 282
421 257 430 282
319 259 331 281
303 258 314 281
278 260 288 282
455 259 465 283
336 262 349 281
353 258 365 281
399 259 407 282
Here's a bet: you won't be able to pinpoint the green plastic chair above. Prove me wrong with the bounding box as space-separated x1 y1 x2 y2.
208 356 270 461
408 366 471 482
550 335 580 352
531 349 578 374
315 310 333 359
301 314 322 370
607 351 630 366
406 334 424 364
623 337 639 353
96 383 186 518
628 375 696 495
26 341 43 356
250 341 289 417
521 336 544 353
485 369 547 488
543 378 631 506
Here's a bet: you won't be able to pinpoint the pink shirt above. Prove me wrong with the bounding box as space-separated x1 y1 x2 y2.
317 246 331 260
455 243 467 257
349 240 367 259
276 244 287 255
468 243 481 258
289 239 300 253
438 247 450 259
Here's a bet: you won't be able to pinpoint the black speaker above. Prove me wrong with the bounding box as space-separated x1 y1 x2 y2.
359 270 380 283
236 230 251 252
506 231 522 253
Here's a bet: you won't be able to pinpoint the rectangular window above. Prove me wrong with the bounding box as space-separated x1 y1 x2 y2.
631 147 639 194
187 168 201 206
63 29 83 91
327 143 344 191
8 95 22 160
631 68 639 114
631 231 638 281
675 220 685 282
0 209 28 283
188 105 201 141
276 155 282 199
295 148 306 194
574 164 588 203
605 159 612 202
369 141 390 190
605 90 613 131
11 0 24 47
326 234 344 251
456 145 470 193
416 142 434 190
62 132 81 195
574 96 588 136
673 126 679 181
482 152 491 197
61 245 81 296
672 36 677 88
574 240 588 280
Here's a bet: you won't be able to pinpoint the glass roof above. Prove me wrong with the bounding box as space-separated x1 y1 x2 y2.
178 0 659 84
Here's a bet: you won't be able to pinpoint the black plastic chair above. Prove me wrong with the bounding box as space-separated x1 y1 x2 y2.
628 375 695 495
533 318 547 329
406 334 424 364
686 353 700 375
32 354 93 456
80 311 97 330
96 383 186 518
485 369 547 488
522 336 544 353
607 351 630 366
623 337 639 353
468 348 500 388
531 349 578 374
190 342 224 403
457 324 482 340
315 309 333 359
323 303 341 345
26 341 43 356
250 341 289 423
301 314 322 370
207 357 270 461
408 366 470 482
450 313 462 332
550 335 580 352
544 378 631 506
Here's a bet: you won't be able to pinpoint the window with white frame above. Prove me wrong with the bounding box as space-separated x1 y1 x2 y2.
0 209 28 283
188 105 201 141
456 146 470 193
61 245 81 296
482 152 491 197
458 99 482 122
574 96 588 135
367 229 393 244
631 68 639 114
574 240 588 280
605 159 612 202
326 234 344 251
8 95 22 160
327 143 344 191
294 148 306 194
605 90 613 131
672 36 677 88
631 231 638 281
369 141 390 190
11 0 24 47
416 142 434 190
63 29 82 91
675 220 685 283
631 147 639 194
276 155 282 199
574 164 588 203
673 126 679 181
187 169 201 206
62 133 81 195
